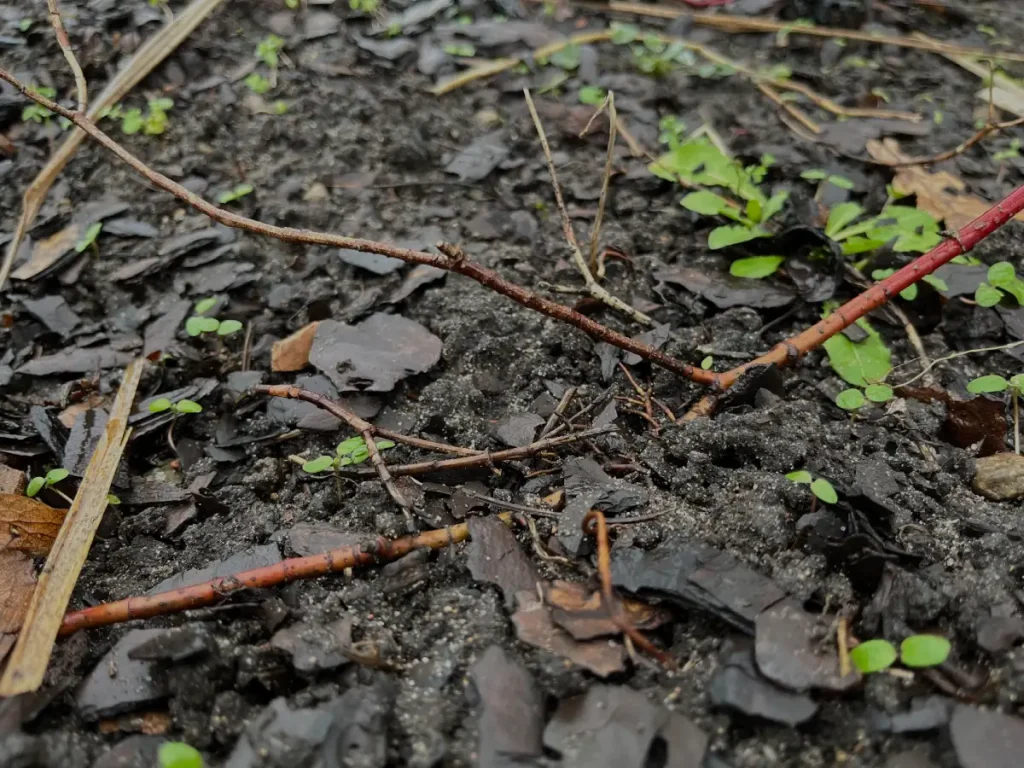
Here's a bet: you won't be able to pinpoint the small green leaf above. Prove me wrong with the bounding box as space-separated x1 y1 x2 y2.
811 478 838 504
107 493 121 506
707 225 767 250
302 456 336 474
822 316 891 388
75 222 103 253
850 639 897 674
149 97 174 112
827 174 854 190
1010 374 1024 392
45 468 69 486
375 439 396 451
745 198 762 223
194 297 217 316
610 23 639 45
700 356 713 370
350 446 370 464
865 384 894 403
825 202 864 238
120 109 143 134
967 374 1009 394
785 470 812 484
550 44 581 71
899 283 918 301
443 42 476 57
158 741 204 768
871 268 895 281
923 274 948 292
578 86 606 106
987 261 1016 286
198 317 220 334
899 634 950 668
185 316 204 337
800 168 828 181
975 282 1003 307
337 437 365 457
174 400 203 414
762 190 789 222
217 319 243 336
25 477 45 497
148 398 173 413
835 389 866 411
730 255 784 279
681 190 730 216
244 72 271 94
217 184 254 204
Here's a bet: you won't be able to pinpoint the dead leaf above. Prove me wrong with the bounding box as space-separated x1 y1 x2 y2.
0 464 25 495
512 590 625 677
544 580 672 641
0 494 67 556
98 711 172 736
866 138 1024 230
272 321 320 372
0 551 37 633
898 386 1007 456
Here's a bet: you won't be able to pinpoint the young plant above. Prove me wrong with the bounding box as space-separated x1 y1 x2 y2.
578 86 606 106
107 98 174 136
21 85 56 123
821 310 892 388
349 0 379 12
244 73 272 94
26 467 72 504
150 398 203 455
184 297 244 339
800 168 854 194
257 35 284 70
301 436 396 496
850 634 951 675
75 222 103 254
651 131 788 252
158 742 204 768
785 470 838 507
216 184 254 205
972 262 1024 308
967 373 1024 453
835 383 894 414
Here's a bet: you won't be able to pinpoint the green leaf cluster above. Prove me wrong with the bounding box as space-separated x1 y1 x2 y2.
835 383 894 411
148 398 203 415
973 262 1024 307
184 297 243 338
301 437 397 474
850 634 950 674
217 184 254 205
966 373 1024 394
21 85 56 123
785 470 838 504
26 468 69 498
824 203 941 256
800 168 854 190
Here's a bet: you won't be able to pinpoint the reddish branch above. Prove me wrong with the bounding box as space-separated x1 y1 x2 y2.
59 516 505 635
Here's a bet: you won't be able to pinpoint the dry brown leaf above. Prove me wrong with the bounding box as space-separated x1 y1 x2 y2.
0 464 24 495
0 494 67 556
544 580 672 641
272 321 320 372
866 138 1024 230
0 551 38 634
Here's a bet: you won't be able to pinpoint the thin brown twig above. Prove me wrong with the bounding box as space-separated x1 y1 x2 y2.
869 115 1024 168
0 74 715 386
539 386 577 440
46 0 87 112
582 510 675 668
756 82 822 135
524 89 652 325
587 93 618 271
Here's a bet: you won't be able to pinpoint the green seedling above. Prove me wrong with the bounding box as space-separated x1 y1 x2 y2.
22 85 56 123
973 262 1024 308
301 436 396 496
18 18 32 31
285 0 299 8
578 86 606 106
184 297 243 338
823 203 942 260
74 222 103 254
835 383 894 413
786 470 838 506
651 131 787 253
150 398 203 456
630 35 694 77
106 98 173 136
349 0 379 13
821 306 891 388
700 356 713 371
967 373 1024 453
800 168 854 195
443 43 476 57
993 138 1021 162
217 184 254 204
26 468 72 504
158 742 204 768
850 634 951 675
257 35 285 70
245 73 272 94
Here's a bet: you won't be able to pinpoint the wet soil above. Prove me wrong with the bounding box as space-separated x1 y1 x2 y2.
4 0 1024 766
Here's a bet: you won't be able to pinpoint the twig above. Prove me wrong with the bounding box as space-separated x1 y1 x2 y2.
867 116 1024 168
603 2 1024 63
46 0 87 112
524 89 652 325
0 0 229 292
892 339 1024 388
1 360 144 694
59 513 512 635
583 510 675 668
587 93 618 271
459 490 562 519
756 83 822 135
838 616 851 678
538 386 576 440
252 385 413 526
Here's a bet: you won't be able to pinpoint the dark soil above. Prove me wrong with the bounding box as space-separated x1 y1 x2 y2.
4 1 1024 766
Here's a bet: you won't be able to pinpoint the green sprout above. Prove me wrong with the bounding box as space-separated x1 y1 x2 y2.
22 85 56 123
26 468 71 503
700 356 713 371
244 73 272 94
993 138 1021 162
973 262 1024 308
18 18 32 31
301 437 396 496
785 470 838 506
158 742 204 768
850 634 951 675
148 398 203 415
286 0 299 7
184 297 244 339
443 43 476 57
349 0 379 13
257 35 285 70
835 383 894 413
217 184 254 204
631 35 694 77
800 168 854 192
74 222 103 254
967 373 1024 453
578 86 606 106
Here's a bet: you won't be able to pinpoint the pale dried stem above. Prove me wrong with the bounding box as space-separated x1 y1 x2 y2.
587 93 618 272
46 0 87 112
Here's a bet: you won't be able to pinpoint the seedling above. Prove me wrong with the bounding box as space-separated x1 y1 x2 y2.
630 35 694 77
786 470 838 507
74 222 103 254
700 356 713 371
835 383 894 413
850 634 951 675
443 43 476 58
349 0 379 13
972 262 1024 308
967 373 1024 453
257 35 284 69
21 85 56 123
150 398 203 455
245 73 271 94
26 468 72 504
993 138 1022 162
158 742 204 768
216 184 254 204
578 86 606 106
301 436 396 496
651 132 788 252
110 98 173 136
183 297 244 339
801 168 854 192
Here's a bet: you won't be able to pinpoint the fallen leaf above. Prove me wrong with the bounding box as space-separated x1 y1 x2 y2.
867 138 1024 230
0 551 37 633
471 646 544 768
271 321 320 372
0 493 67 556
544 580 672 641
0 463 25 494
512 590 625 677
466 517 538 610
